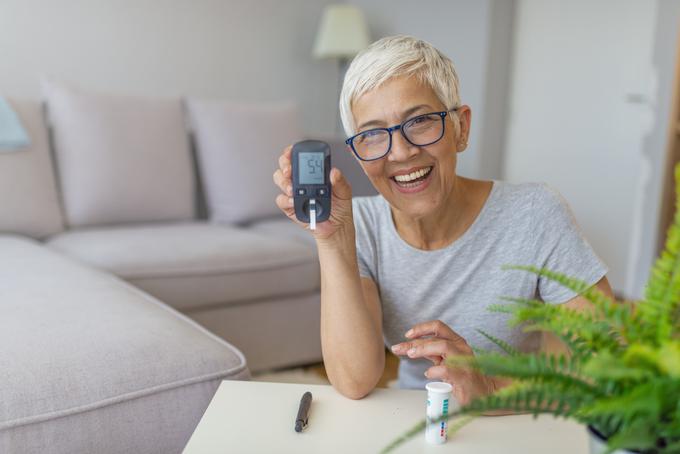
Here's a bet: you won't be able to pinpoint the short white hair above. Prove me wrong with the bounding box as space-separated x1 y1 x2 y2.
339 35 461 137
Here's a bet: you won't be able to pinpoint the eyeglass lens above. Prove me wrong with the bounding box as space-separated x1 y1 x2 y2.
352 113 444 160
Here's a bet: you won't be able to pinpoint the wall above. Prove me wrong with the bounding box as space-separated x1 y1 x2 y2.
0 0 339 137
631 0 680 298
0 0 516 177
348 0 515 180
503 0 680 297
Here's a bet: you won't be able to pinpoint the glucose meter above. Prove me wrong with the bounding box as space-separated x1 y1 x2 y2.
291 140 331 230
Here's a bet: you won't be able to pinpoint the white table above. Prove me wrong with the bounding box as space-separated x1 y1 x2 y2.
183 381 589 454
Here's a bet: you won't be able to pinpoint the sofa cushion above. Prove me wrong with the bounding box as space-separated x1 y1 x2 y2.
47 221 319 310
247 216 316 248
186 99 301 224
44 81 195 227
0 99 64 238
0 235 249 454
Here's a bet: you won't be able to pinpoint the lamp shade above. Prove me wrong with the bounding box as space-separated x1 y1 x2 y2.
313 4 370 59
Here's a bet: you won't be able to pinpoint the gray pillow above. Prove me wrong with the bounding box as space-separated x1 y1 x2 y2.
0 99 64 238
186 99 301 224
44 81 195 227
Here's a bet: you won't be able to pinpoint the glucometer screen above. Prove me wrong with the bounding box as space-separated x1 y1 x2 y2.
298 152 325 185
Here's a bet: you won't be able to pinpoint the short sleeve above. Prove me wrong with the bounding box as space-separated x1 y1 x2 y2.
352 197 378 281
533 185 608 304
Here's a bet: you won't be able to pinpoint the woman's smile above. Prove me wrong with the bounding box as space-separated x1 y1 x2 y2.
389 165 435 194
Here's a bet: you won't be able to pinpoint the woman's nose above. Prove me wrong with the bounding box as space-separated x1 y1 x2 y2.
387 130 419 162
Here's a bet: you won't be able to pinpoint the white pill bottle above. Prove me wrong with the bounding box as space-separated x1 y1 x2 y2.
425 381 453 444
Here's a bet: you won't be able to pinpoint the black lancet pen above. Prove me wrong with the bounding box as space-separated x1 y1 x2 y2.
294 391 312 432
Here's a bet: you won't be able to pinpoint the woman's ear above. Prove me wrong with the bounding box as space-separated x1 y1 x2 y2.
455 105 471 152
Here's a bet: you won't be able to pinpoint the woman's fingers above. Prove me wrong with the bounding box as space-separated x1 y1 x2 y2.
391 338 456 358
330 167 352 201
405 320 467 344
274 146 292 191
272 168 292 196
275 193 294 211
423 364 451 381
278 145 292 172
425 355 442 365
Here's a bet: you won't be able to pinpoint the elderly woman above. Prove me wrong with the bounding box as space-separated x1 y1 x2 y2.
273 35 612 402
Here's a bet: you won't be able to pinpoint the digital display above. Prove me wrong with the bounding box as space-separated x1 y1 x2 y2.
298 152 324 185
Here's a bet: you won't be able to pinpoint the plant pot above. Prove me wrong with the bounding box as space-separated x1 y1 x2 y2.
588 426 637 454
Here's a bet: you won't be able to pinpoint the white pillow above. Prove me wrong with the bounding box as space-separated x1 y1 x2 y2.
186 99 301 224
0 99 64 238
44 81 195 227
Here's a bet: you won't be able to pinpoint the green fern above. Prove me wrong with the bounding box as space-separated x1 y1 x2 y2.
382 164 680 453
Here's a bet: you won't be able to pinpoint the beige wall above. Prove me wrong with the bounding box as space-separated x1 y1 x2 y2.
0 0 339 137
503 0 680 298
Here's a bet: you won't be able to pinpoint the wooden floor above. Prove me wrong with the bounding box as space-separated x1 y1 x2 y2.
306 350 400 388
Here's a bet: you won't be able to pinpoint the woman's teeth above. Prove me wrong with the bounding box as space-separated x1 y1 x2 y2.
393 166 432 185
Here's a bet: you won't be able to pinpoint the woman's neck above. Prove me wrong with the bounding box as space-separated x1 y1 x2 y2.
391 177 492 251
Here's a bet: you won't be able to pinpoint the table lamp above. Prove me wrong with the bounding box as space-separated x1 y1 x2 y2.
313 4 370 135
313 4 370 64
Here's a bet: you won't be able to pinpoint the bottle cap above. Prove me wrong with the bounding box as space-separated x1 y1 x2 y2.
426 382 453 394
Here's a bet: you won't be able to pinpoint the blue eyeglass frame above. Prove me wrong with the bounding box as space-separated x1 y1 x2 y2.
345 108 458 162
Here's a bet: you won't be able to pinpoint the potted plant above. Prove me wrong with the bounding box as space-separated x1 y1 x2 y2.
382 165 680 454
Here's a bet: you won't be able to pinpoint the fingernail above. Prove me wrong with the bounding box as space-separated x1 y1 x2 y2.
288 197 293 204
424 371 429 378
405 329 413 338
407 348 416 357
286 185 292 195
390 345 400 353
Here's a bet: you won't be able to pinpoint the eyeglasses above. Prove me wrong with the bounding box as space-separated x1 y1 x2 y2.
345 108 458 161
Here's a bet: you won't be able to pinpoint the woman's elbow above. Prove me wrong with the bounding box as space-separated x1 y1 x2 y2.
333 380 376 400
330 367 383 400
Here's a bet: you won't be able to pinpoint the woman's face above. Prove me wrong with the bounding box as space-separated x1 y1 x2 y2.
350 76 471 219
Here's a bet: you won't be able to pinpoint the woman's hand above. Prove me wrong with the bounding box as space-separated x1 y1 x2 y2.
273 145 354 242
390 320 498 406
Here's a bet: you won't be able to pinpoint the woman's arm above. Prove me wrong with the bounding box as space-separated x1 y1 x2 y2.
273 145 384 399
318 235 385 399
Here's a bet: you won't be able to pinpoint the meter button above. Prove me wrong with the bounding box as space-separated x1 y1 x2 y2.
317 188 327 196
297 188 307 196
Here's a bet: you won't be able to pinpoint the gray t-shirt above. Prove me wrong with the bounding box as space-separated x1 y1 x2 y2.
352 181 607 389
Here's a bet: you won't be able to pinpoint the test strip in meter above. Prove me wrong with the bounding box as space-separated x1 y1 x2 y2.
309 198 317 230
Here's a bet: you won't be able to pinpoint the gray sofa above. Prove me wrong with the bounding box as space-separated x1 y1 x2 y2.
0 91 374 453
0 235 250 453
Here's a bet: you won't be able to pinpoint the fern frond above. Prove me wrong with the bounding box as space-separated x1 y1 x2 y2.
502 265 615 310
620 342 680 379
575 382 664 425
642 165 680 343
461 381 591 419
446 353 597 395
382 382 590 454
604 419 661 454
490 301 594 359
495 297 623 353
582 351 656 383
476 329 520 356
446 414 476 438
501 266 641 340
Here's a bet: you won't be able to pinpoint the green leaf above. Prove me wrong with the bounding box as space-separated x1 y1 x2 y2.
476 329 520 356
603 419 659 453
583 351 655 382
640 164 680 343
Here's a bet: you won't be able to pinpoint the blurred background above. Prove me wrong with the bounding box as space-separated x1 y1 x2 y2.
2 0 679 300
